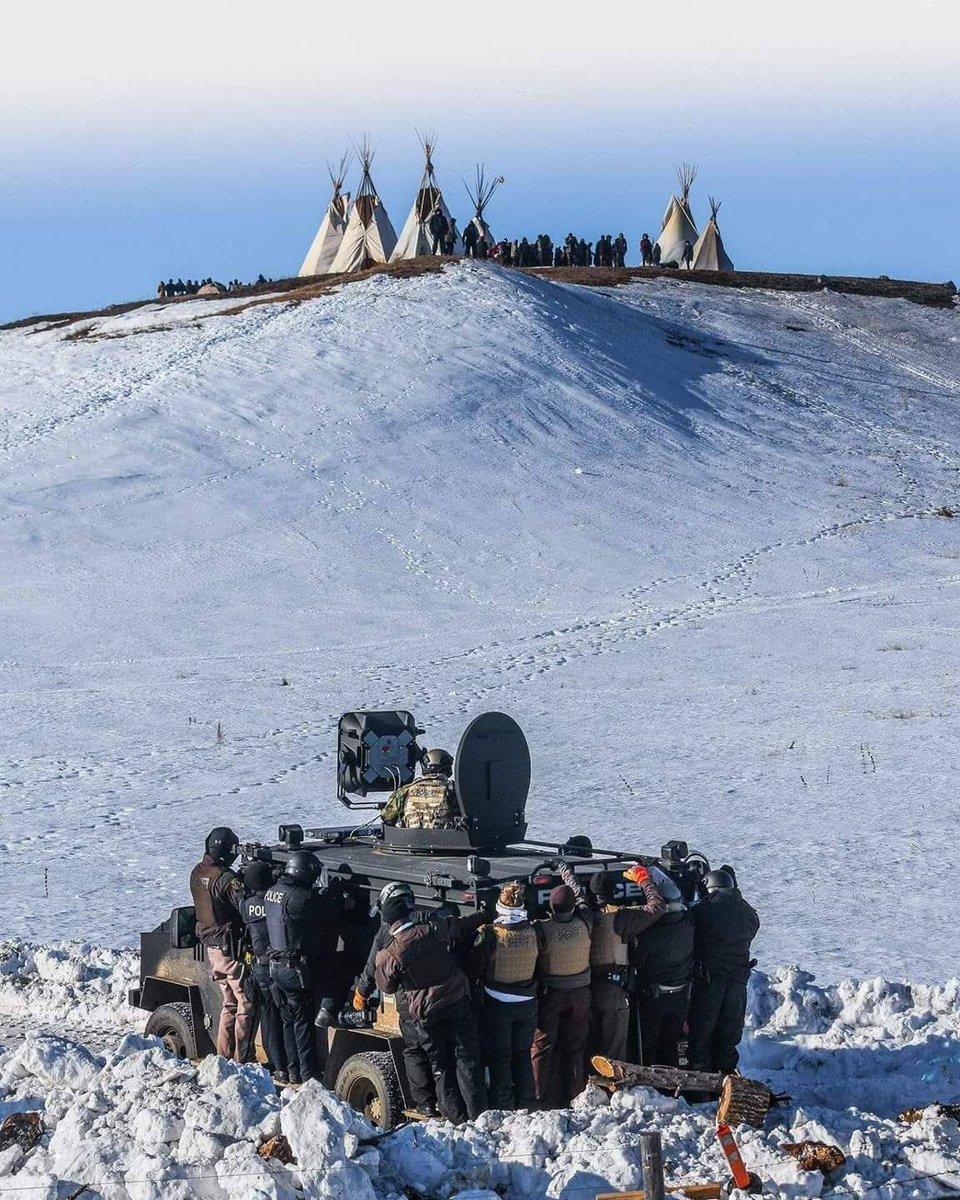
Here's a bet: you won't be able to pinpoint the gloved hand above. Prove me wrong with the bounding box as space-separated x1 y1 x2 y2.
352 988 367 1012
623 864 650 885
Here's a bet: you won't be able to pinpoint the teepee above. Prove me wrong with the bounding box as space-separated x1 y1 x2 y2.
329 140 397 273
691 197 734 271
391 133 461 260
464 165 503 245
655 163 699 266
298 153 353 277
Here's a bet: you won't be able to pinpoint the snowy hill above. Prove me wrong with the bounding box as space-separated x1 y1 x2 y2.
2 263 960 980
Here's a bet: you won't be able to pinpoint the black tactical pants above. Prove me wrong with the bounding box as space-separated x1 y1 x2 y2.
417 996 487 1123
398 1000 437 1113
687 976 748 1075
591 981 630 1062
252 960 287 1077
270 963 320 1083
635 985 690 1067
482 995 537 1110
531 985 591 1106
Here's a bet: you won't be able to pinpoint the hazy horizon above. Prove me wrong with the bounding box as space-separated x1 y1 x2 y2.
3 0 958 321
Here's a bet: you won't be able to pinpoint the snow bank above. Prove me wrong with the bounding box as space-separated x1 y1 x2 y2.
0 940 141 1035
0 962 959 1198
745 969 960 1114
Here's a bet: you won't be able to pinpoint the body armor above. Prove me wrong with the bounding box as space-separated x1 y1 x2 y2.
189 859 241 949
240 893 270 960
399 776 460 830
485 923 540 996
539 914 591 989
264 880 301 956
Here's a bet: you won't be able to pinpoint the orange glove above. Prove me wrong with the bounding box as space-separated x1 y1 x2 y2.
623 864 650 885
352 988 367 1012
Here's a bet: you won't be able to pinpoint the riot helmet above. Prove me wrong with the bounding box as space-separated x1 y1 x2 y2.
284 851 321 888
243 861 274 892
205 826 239 864
701 868 736 895
378 881 414 912
422 748 453 776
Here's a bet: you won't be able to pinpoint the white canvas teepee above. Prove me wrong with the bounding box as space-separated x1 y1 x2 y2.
299 153 353 277
329 140 397 274
463 165 503 247
691 197 735 271
655 163 699 266
391 134 461 260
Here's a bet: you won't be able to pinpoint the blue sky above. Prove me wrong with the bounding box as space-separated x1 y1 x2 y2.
2 0 958 323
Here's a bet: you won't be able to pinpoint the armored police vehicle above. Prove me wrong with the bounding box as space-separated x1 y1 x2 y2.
131 710 714 1129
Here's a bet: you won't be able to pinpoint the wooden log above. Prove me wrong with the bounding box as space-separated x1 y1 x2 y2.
640 1132 666 1200
595 1183 724 1200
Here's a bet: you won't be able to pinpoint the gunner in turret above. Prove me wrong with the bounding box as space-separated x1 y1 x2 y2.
380 748 462 830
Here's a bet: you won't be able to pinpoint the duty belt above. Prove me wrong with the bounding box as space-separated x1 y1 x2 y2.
644 981 691 999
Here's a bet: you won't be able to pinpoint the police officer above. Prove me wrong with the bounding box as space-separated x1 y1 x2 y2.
265 851 338 1084
380 749 461 830
352 882 438 1117
471 881 544 1111
588 866 665 1061
189 827 254 1062
629 866 695 1066
375 891 487 1122
531 865 594 1107
687 869 760 1074
240 862 288 1083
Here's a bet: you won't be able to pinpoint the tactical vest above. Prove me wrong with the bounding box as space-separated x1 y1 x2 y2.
189 860 240 947
401 776 459 830
264 880 301 956
539 914 591 989
590 907 629 971
485 923 539 996
241 893 270 960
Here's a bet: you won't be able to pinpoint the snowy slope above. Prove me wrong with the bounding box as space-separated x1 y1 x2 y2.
1 263 960 981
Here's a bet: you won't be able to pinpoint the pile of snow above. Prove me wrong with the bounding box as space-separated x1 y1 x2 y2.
2 1009 960 1200
0 962 957 1197
0 940 140 1035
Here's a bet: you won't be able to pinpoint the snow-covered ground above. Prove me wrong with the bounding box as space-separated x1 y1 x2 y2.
2 262 960 1196
2 949 960 1198
2 263 958 976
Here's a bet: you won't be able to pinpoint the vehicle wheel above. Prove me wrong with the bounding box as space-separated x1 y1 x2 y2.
144 1001 199 1058
335 1051 404 1130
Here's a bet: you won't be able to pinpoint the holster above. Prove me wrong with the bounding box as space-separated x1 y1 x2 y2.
592 967 629 987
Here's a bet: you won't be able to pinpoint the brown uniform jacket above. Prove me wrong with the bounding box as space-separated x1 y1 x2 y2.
189 854 244 950
375 911 485 1021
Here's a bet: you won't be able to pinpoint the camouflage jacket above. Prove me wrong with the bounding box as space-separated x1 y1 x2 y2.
380 774 462 829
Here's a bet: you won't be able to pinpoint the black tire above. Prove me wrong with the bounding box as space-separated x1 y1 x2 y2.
335 1051 405 1130
144 1002 199 1058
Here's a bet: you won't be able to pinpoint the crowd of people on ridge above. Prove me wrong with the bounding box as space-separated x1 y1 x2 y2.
156 274 270 300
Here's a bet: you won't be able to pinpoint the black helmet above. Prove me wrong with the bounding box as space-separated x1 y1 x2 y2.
378 881 414 912
205 826 239 864
243 861 274 892
422 748 453 775
702 868 736 895
284 851 321 888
